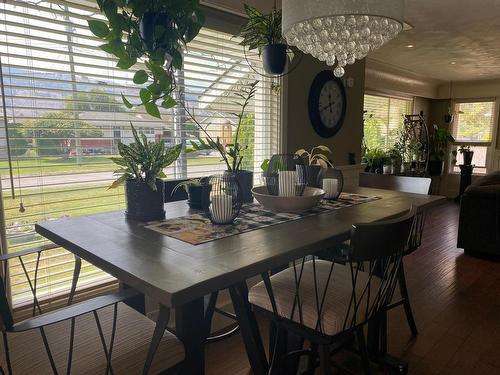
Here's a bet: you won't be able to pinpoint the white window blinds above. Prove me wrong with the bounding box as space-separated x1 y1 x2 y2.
363 94 413 151
0 0 281 308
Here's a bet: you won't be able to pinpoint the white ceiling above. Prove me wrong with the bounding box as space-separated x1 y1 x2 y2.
369 0 500 82
204 0 500 82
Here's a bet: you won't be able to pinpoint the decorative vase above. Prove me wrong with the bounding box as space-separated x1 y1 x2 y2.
428 160 444 176
230 170 253 203
203 174 242 225
318 168 344 200
125 179 165 221
262 44 287 75
265 154 307 196
383 164 393 175
462 150 474 165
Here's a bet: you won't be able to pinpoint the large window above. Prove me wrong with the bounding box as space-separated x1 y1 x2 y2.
451 100 496 174
363 94 413 151
0 0 280 308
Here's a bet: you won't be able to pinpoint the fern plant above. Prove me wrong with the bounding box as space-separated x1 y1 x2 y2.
109 123 182 190
295 145 334 168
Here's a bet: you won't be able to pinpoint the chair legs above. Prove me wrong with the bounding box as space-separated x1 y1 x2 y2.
356 327 371 375
398 265 418 336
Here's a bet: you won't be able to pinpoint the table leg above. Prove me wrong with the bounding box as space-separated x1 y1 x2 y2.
229 281 269 375
176 297 206 375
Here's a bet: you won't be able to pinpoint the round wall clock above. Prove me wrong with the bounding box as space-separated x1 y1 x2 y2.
308 70 347 138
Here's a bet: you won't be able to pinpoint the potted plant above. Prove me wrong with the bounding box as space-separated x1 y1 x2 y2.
428 124 455 176
172 178 208 209
88 0 204 118
237 4 290 75
382 151 393 175
295 145 333 187
186 82 258 203
388 147 403 175
459 145 474 165
364 148 386 174
109 124 181 221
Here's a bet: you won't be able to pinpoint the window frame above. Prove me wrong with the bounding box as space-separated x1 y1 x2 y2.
448 98 498 174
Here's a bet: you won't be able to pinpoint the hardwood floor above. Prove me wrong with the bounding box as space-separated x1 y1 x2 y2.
206 201 500 374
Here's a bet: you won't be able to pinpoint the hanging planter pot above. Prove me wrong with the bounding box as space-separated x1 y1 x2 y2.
444 113 454 124
139 11 169 50
262 44 288 75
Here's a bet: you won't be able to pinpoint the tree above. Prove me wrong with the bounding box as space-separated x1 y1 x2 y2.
455 102 494 142
64 89 127 113
7 126 28 157
21 111 103 156
363 114 386 151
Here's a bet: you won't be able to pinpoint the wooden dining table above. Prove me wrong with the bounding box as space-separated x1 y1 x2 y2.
35 187 445 374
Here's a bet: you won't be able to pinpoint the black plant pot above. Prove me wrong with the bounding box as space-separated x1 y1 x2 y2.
125 179 165 222
428 160 444 176
462 151 474 165
229 170 254 203
187 185 204 210
444 114 454 124
304 165 322 187
139 11 169 50
262 44 287 75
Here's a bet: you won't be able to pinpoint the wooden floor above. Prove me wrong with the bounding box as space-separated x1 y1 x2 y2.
206 201 500 374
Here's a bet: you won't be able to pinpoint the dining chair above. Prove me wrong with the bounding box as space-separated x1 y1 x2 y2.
359 174 431 336
249 207 416 374
0 245 184 374
164 179 240 344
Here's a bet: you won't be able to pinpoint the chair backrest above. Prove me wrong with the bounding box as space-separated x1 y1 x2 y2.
259 208 416 337
359 173 431 195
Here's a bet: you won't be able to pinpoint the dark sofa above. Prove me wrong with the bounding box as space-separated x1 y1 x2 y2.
457 171 500 256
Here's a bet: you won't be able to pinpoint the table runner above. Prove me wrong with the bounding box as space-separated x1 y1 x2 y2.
145 193 380 245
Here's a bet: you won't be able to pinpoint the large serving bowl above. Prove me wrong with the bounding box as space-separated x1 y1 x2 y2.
251 186 325 212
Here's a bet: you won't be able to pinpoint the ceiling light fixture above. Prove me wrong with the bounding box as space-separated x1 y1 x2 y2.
450 61 456 65
282 0 405 78
406 44 414 48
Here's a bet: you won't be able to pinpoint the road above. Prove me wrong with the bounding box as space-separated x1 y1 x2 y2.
1 164 227 190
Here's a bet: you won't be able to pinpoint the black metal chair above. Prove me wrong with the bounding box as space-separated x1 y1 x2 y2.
359 174 431 337
0 245 184 374
164 179 240 344
249 208 416 374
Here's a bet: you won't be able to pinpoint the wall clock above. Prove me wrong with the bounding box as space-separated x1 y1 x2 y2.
308 70 347 138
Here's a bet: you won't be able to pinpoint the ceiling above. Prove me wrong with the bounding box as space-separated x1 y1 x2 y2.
369 0 500 82
205 0 500 83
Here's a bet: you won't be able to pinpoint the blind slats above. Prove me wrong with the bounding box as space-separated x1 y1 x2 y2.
1 0 280 308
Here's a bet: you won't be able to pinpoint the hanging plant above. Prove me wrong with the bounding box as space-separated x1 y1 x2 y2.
236 4 291 75
87 0 204 118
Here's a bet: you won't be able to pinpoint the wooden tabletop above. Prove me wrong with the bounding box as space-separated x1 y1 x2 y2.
35 187 445 308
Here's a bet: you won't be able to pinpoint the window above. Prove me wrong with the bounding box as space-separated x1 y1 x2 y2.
0 0 280 309
363 94 413 151
450 100 496 174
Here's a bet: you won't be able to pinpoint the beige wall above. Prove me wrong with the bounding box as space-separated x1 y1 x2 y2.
283 56 366 166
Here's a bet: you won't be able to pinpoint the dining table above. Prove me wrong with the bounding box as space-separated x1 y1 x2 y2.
35 186 445 375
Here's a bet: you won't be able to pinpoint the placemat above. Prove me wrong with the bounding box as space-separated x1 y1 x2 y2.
145 193 381 245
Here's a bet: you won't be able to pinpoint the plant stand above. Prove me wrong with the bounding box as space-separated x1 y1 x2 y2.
455 164 474 202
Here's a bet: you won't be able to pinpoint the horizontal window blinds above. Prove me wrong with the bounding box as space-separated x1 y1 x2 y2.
0 0 281 307
363 94 413 151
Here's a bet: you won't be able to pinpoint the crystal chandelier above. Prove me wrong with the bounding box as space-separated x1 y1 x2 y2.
282 0 405 77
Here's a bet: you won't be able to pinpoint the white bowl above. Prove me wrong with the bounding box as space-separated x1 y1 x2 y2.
251 186 325 212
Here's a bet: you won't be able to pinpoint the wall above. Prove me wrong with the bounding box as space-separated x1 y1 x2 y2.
283 55 366 166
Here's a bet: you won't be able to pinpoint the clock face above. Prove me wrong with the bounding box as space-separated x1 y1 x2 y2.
319 80 344 129
308 70 346 138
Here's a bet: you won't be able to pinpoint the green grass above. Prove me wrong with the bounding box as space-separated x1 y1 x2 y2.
0 154 223 177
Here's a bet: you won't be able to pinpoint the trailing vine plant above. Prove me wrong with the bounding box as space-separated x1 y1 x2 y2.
87 0 204 118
